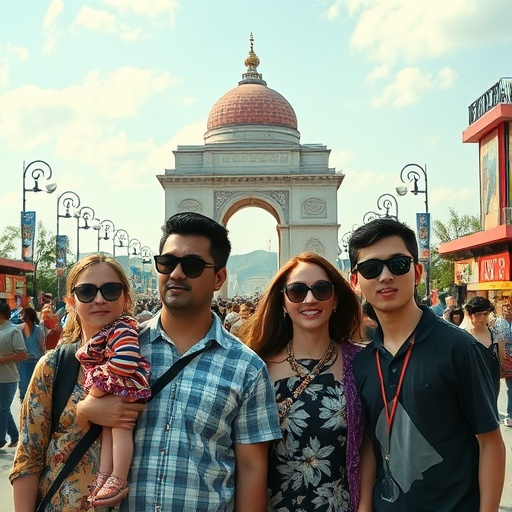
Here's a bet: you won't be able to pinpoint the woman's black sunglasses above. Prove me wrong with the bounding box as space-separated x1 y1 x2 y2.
154 254 217 278
72 282 124 303
282 280 334 303
352 256 414 280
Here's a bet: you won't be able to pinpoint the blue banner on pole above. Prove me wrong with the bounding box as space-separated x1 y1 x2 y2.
21 211 36 262
56 235 69 268
416 213 431 262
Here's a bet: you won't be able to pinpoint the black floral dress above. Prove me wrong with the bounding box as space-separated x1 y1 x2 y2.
268 360 351 512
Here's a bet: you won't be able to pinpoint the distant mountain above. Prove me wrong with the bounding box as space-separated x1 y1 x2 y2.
227 250 278 297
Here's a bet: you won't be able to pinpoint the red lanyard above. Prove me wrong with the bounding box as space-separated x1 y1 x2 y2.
375 338 415 435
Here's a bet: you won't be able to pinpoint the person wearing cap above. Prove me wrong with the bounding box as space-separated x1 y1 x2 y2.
464 296 501 398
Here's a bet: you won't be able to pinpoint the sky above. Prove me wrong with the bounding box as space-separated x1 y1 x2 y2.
1 0 512 262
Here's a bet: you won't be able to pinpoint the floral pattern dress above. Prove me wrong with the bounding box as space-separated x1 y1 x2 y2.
9 349 103 511
268 360 351 512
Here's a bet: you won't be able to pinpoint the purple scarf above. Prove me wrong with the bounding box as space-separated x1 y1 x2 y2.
342 341 365 512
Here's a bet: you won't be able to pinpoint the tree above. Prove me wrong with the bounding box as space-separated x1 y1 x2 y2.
431 208 480 292
0 226 20 258
0 222 60 299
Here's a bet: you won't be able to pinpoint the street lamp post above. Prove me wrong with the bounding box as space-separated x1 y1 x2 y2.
396 163 431 305
141 246 153 294
22 160 57 212
113 229 130 258
128 239 142 292
76 206 101 260
97 220 116 253
362 193 399 224
21 160 57 262
128 238 142 257
56 191 81 298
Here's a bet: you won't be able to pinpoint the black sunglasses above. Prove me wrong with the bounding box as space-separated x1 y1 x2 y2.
72 282 124 303
282 280 334 303
352 256 414 280
154 254 217 278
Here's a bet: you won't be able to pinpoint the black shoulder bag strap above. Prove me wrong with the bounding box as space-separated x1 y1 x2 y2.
36 345 209 512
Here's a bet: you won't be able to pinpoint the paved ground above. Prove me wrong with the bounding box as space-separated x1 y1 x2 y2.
2 383 512 510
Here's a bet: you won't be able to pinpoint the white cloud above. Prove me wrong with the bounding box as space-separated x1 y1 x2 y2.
328 149 355 171
327 0 512 66
366 64 389 82
104 0 180 25
0 67 175 157
0 44 29 89
42 0 65 53
372 66 457 108
438 66 457 89
72 6 143 41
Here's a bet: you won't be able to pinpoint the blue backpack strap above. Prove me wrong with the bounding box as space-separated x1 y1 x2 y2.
51 341 80 434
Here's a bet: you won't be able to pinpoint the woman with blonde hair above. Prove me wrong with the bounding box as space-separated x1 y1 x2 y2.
10 254 145 511
239 252 365 512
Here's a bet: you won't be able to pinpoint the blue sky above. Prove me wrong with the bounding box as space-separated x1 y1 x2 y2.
1 0 511 259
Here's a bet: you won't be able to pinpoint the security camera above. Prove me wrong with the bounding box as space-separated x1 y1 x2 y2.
395 185 408 196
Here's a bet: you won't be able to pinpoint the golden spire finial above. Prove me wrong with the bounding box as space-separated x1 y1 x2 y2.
241 32 265 85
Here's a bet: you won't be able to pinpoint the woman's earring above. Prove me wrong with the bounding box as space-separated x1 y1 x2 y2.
283 307 287 318
333 306 337 313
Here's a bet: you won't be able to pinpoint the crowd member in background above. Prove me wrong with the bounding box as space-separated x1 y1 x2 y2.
0 302 28 450
77 212 281 511
229 302 252 337
223 302 240 331
17 307 45 402
348 218 504 512
40 295 62 350
463 296 501 398
240 252 365 512
445 307 464 327
494 302 512 426
11 254 142 511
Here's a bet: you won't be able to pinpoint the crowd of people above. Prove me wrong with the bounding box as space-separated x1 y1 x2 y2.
0 212 508 511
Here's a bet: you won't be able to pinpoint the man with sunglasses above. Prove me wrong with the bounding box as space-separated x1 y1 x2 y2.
78 212 281 511
348 218 504 512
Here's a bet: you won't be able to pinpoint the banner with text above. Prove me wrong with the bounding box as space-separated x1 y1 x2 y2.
21 211 36 262
56 235 69 269
416 213 431 262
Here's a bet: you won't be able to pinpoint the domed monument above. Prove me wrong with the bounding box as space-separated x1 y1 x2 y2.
158 34 343 271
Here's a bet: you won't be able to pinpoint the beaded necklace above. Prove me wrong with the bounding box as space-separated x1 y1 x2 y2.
277 340 337 421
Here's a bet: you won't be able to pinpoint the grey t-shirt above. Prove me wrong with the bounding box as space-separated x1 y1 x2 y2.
0 321 27 382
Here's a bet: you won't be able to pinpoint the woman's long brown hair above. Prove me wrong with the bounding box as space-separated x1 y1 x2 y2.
239 252 362 359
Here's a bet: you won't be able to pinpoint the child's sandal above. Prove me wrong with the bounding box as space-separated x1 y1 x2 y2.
92 474 130 507
87 472 110 502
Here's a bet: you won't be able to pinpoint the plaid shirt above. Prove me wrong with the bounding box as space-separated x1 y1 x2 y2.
121 312 281 511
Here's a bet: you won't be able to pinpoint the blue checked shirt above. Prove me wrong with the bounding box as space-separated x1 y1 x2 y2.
121 312 282 511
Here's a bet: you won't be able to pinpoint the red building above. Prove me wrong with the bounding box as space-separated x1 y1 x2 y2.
0 257 34 309
439 78 512 310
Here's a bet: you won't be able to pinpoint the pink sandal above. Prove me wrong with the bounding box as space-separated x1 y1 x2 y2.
87 472 110 502
92 474 130 507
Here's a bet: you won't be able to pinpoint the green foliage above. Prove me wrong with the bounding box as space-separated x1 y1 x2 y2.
0 222 59 297
433 208 480 244
431 208 480 291
0 226 20 258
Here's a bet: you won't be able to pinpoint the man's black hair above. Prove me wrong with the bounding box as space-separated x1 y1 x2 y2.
0 302 11 320
464 296 494 315
348 218 419 269
159 212 232 269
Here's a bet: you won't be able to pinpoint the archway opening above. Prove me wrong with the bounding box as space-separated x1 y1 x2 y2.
225 206 278 298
